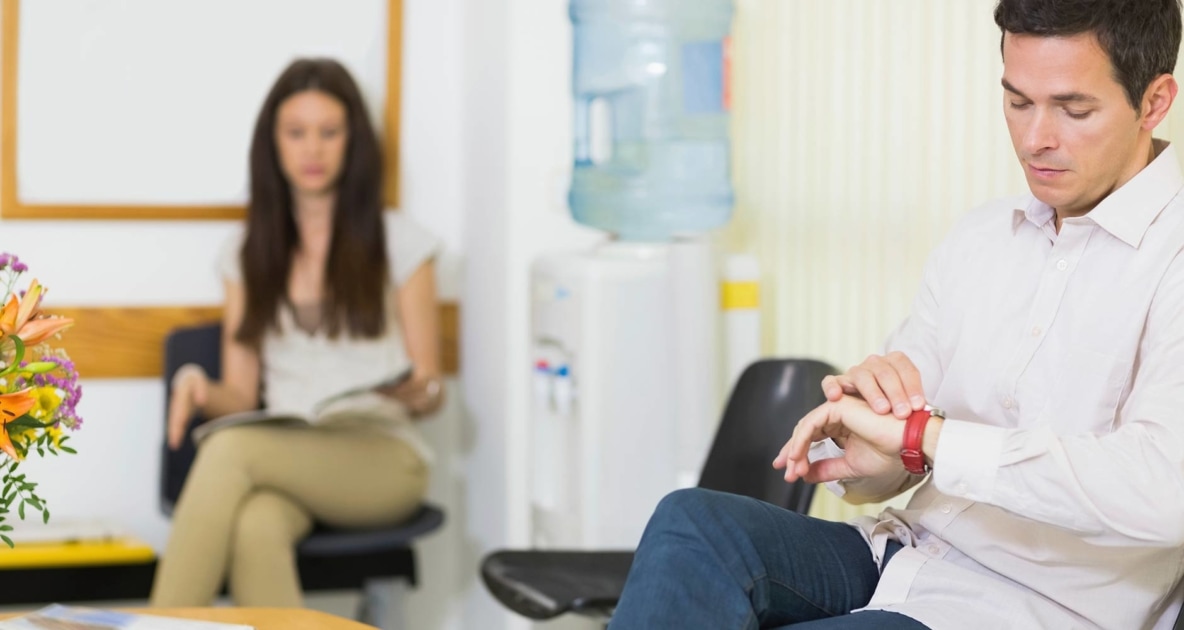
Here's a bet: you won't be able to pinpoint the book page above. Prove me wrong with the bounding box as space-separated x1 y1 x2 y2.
310 367 413 415
188 367 411 444
0 605 253 629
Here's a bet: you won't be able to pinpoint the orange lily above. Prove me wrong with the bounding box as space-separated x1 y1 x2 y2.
10 317 75 346
0 280 73 346
0 389 36 460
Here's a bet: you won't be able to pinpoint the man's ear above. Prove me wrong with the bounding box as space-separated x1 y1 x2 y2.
1141 74 1178 131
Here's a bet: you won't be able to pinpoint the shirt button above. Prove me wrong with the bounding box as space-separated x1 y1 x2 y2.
940 503 952 514
1030 326 1042 337
1003 397 1014 409
927 544 941 555
1056 259 1068 271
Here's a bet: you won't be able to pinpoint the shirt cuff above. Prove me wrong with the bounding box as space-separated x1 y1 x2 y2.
932 418 1005 502
809 439 848 498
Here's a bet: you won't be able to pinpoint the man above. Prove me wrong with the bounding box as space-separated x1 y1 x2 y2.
609 1 1184 628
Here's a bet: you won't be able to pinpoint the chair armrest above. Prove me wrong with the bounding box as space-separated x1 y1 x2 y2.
480 550 635 621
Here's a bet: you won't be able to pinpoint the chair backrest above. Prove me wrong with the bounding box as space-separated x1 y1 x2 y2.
161 322 223 514
697 358 837 513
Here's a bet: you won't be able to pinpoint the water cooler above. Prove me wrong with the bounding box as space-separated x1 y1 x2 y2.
529 0 735 552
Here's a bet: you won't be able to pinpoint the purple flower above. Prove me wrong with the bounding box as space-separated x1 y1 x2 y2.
0 252 25 273
17 355 85 431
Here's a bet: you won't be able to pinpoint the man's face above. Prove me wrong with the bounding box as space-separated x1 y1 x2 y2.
1002 32 1146 217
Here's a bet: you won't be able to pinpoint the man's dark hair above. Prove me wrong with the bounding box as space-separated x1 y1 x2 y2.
994 0 1182 111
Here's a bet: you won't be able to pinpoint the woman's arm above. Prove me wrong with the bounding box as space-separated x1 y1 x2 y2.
206 278 263 416
389 260 444 416
166 279 261 448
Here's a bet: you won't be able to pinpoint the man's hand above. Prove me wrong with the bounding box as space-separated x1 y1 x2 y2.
822 351 926 419
772 395 906 484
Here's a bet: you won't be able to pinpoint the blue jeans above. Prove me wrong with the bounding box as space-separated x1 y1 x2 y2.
609 488 929 630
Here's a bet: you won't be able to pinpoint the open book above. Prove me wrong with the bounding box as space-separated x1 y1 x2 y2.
0 605 252 629
190 368 412 444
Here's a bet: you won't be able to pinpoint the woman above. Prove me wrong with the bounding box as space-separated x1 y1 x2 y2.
151 58 443 607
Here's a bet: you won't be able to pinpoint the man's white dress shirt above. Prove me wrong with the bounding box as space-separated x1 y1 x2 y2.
812 140 1184 629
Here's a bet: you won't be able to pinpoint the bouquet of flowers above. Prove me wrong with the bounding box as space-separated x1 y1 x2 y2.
0 253 82 547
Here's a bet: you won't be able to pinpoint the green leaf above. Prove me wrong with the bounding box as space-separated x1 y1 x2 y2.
35 447 43 457
1 535 12 548
42 509 49 524
0 525 12 532
61 446 76 454
0 336 26 377
26 498 42 511
18 502 25 520
5 415 49 430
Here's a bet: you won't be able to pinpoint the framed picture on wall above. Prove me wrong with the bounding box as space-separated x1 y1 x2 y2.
0 0 403 220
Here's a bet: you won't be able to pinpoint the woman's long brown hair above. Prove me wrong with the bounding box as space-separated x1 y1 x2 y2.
236 58 390 346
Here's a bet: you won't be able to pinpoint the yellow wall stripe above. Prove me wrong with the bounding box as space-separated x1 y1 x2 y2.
720 281 759 310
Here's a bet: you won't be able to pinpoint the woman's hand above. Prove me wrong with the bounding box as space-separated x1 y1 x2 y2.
384 373 444 417
167 363 210 450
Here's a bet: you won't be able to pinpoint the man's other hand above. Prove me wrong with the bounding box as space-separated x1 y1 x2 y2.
772 395 905 485
822 352 926 419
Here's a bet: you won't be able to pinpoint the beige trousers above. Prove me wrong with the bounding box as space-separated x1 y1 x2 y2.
150 424 428 607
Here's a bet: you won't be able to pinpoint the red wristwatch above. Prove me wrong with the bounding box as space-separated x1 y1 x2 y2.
901 407 944 475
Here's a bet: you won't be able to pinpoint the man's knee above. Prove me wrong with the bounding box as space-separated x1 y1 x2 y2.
649 487 745 531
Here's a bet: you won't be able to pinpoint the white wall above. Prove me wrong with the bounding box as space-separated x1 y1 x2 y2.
15 0 390 207
457 0 604 627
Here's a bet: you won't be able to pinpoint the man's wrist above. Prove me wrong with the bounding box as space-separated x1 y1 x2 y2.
922 417 944 467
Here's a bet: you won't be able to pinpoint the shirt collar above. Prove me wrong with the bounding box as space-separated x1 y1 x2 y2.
1011 139 1184 248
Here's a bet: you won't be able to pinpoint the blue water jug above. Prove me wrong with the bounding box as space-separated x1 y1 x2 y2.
569 0 735 242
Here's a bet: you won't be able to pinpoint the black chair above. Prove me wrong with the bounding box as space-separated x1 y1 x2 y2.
480 358 836 623
162 322 444 630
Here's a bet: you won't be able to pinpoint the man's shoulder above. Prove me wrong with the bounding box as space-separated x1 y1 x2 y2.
961 195 1029 225
942 195 1031 241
